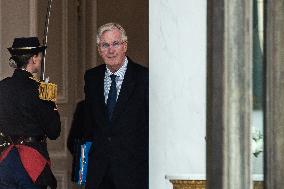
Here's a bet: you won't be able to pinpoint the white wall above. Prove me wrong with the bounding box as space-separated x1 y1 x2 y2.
149 0 207 188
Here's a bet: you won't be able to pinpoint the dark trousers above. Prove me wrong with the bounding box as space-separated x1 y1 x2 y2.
98 166 116 189
0 148 45 189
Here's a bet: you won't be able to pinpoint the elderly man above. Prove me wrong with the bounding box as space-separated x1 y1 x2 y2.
83 23 149 189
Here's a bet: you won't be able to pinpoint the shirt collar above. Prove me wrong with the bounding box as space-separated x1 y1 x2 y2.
106 57 128 78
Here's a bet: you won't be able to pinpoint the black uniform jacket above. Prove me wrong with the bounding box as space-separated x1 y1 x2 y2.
84 58 149 189
0 69 61 188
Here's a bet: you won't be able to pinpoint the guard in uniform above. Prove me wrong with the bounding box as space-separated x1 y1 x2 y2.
0 37 61 189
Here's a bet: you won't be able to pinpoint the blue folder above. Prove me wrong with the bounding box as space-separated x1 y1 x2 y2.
75 141 92 185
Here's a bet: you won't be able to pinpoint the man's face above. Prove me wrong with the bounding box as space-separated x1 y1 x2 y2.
98 28 127 73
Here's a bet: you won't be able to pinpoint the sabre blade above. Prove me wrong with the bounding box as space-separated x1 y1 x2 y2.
41 0 53 81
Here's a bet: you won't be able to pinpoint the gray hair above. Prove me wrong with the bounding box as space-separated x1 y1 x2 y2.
96 23 128 45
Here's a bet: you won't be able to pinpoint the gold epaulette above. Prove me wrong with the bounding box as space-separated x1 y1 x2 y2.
39 81 57 102
29 77 57 102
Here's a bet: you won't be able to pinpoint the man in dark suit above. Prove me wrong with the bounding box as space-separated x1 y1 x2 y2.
84 23 148 189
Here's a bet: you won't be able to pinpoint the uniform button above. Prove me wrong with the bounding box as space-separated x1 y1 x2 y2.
107 137 111 142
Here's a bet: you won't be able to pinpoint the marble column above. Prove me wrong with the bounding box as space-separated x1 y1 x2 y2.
265 1 284 188
206 1 253 189
149 0 207 188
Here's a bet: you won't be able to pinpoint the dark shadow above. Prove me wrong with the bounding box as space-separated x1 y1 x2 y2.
67 100 85 182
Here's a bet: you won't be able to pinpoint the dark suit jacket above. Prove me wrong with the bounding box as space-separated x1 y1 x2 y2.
0 69 61 188
84 58 149 189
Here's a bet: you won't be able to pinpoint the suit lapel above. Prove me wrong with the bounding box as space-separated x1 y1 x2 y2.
95 65 109 125
111 62 136 123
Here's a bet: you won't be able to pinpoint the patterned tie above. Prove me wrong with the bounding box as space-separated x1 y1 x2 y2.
107 74 117 119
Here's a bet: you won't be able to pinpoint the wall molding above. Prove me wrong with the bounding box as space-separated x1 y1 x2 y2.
57 0 69 104
54 170 68 189
29 0 37 36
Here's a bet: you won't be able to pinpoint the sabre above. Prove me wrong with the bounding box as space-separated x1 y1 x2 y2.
41 0 53 81
38 0 57 102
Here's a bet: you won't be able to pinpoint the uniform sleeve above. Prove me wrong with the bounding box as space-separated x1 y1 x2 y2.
37 100 61 140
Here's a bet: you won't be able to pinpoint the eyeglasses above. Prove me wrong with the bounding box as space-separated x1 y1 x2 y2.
99 41 125 50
